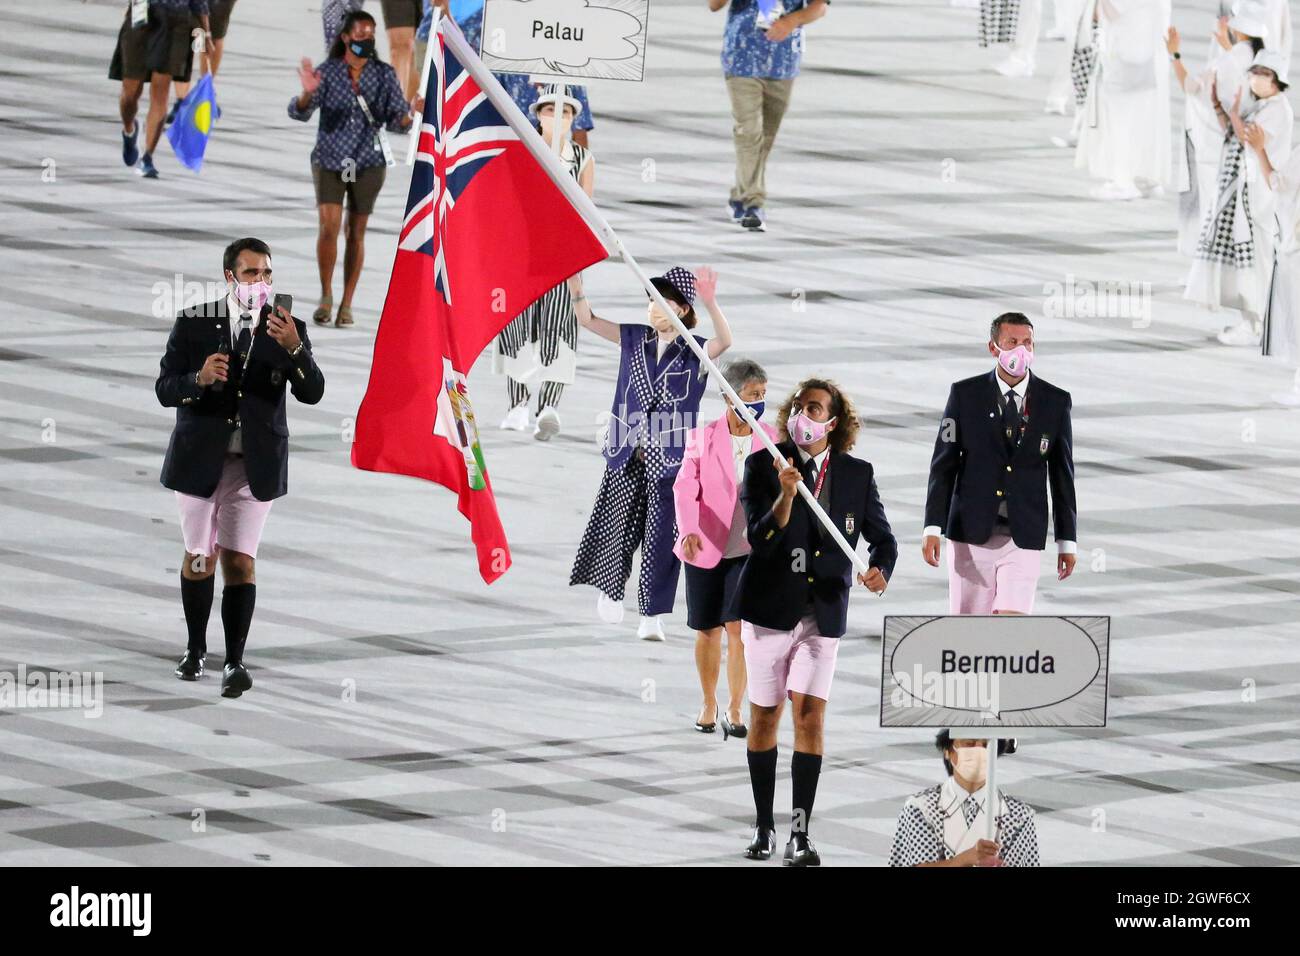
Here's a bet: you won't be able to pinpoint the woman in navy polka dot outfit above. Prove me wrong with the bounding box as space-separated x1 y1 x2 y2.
565 266 734 641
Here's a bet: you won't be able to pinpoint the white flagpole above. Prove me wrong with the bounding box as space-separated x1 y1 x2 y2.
406 8 440 165
438 19 876 584
986 740 999 843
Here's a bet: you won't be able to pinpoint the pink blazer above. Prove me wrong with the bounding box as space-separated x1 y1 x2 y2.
672 414 779 569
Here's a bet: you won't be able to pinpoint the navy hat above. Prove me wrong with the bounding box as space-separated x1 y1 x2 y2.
653 266 696 306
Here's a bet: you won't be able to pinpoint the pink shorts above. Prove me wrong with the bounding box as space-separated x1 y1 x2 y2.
948 532 1041 614
176 455 273 559
742 615 840 706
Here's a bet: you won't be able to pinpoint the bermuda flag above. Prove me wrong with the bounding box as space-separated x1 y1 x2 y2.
351 16 613 583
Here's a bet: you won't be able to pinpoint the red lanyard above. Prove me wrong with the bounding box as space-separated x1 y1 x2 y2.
811 455 830 499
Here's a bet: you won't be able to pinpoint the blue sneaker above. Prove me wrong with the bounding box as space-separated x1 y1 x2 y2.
122 125 139 167
138 153 158 179
740 206 766 232
728 199 744 224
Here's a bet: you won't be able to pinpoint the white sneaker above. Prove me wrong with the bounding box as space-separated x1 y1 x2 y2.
636 615 666 642
1044 98 1067 116
1090 181 1142 201
534 406 560 441
1272 389 1300 407
994 56 1034 78
1216 321 1261 346
500 403 530 431
597 592 625 624
1050 133 1077 149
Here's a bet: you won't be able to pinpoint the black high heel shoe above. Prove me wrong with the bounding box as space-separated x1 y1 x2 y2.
694 702 717 733
720 709 748 740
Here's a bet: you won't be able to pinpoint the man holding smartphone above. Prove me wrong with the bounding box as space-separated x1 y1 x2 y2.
155 238 325 698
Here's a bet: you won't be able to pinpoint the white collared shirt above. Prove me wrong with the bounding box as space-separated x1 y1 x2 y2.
224 293 257 455
795 444 829 474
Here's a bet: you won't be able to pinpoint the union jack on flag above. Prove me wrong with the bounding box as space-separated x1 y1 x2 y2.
351 16 611 584
398 40 513 304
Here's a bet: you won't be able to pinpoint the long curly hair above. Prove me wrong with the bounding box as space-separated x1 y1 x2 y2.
775 377 860 454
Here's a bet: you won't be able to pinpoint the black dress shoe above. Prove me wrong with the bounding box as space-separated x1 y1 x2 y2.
175 650 205 681
221 662 252 699
783 833 821 867
743 825 777 860
720 713 748 740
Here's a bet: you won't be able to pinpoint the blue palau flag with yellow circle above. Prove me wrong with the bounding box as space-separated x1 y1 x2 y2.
166 73 219 172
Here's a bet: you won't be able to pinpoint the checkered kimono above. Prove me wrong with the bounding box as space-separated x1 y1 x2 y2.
1195 134 1255 269
889 780 1040 867
978 0 1020 47
1071 19 1099 108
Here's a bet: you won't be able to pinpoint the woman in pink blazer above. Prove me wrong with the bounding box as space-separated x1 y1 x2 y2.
673 359 775 739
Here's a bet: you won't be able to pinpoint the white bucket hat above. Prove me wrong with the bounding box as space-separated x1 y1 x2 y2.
1251 48 1290 86
1229 0 1271 40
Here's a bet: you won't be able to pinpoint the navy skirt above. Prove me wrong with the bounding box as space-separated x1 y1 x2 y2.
684 554 747 631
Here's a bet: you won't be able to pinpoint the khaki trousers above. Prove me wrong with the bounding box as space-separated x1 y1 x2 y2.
725 76 795 208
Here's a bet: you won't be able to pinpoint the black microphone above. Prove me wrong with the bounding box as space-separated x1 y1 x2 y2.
212 331 229 393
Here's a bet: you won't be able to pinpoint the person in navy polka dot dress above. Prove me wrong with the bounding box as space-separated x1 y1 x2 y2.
566 266 734 642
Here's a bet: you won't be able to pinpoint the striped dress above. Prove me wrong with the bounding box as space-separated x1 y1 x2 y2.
492 141 593 399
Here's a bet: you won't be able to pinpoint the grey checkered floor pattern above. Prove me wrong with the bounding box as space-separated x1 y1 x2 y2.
0 0 1297 865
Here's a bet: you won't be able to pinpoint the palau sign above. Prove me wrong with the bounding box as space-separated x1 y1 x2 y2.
478 0 649 81
879 616 1110 729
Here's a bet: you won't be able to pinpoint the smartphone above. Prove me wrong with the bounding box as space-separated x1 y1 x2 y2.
273 293 293 324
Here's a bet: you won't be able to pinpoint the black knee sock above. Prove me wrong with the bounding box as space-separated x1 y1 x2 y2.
791 751 823 836
221 583 256 665
747 746 778 831
180 574 214 654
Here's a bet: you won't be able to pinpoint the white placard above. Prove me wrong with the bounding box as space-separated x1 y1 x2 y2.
478 0 649 82
879 615 1110 729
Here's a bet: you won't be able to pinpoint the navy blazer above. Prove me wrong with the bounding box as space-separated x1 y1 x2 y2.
924 370 1076 551
156 299 325 502
737 441 898 638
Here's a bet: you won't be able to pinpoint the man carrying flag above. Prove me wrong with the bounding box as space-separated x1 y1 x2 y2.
350 16 612 583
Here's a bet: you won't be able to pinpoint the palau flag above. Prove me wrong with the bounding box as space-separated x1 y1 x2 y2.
166 73 219 173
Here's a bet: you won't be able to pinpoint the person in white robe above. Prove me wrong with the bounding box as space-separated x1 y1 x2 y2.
889 732 1039 868
1168 22 1238 257
1257 0 1293 67
1186 49 1294 345
1046 0 1089 117
1075 0 1172 200
986 0 1044 76
1244 108 1300 402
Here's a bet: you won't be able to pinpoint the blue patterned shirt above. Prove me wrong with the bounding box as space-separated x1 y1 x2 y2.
288 58 412 172
722 0 827 80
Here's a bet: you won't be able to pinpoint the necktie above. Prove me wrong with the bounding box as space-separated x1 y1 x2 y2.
1002 390 1020 446
802 456 818 489
962 796 980 827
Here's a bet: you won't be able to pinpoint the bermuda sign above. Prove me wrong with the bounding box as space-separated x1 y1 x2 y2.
478 0 650 81
879 616 1110 728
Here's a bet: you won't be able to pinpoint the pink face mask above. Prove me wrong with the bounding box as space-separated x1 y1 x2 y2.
789 411 835 447
232 279 272 313
994 344 1033 377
